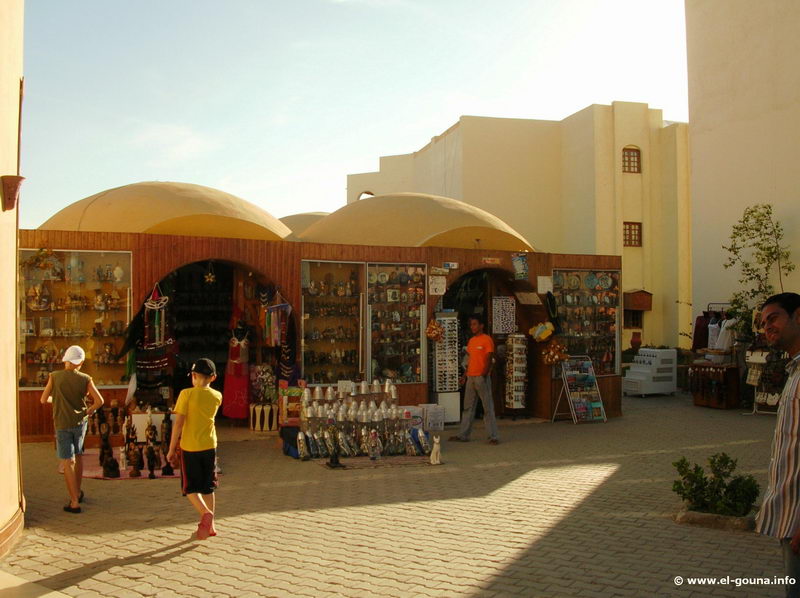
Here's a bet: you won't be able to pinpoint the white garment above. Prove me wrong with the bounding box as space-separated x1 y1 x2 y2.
707 322 721 349
715 318 738 351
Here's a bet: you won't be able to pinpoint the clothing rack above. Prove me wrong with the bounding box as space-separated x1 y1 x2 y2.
706 302 730 312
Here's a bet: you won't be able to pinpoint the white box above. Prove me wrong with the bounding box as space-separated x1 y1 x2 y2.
422 404 445 430
436 392 461 423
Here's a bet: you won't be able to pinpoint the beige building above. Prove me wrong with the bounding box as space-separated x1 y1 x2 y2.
686 0 800 316
348 102 692 348
0 0 24 557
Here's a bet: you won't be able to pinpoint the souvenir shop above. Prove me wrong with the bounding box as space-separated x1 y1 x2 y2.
17 229 623 447
126 260 292 417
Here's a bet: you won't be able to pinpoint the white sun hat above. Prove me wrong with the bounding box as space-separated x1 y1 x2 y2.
62 345 86 365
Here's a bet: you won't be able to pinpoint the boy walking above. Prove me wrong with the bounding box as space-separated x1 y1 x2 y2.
167 358 222 540
39 345 105 513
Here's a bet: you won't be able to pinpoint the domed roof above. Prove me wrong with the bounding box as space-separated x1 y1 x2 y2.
298 193 534 251
39 181 291 241
279 212 330 240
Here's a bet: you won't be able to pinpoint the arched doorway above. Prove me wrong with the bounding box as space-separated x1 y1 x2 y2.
125 260 295 422
438 268 539 419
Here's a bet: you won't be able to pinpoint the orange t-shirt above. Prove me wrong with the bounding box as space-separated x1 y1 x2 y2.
466 333 494 376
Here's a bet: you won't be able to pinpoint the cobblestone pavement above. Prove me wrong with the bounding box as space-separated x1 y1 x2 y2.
0 394 787 597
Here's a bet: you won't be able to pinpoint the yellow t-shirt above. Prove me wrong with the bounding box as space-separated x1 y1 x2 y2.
173 386 222 452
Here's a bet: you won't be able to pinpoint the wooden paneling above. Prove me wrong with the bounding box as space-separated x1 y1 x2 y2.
19 230 623 438
19 388 128 442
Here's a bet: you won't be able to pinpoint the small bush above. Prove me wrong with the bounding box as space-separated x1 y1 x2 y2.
672 452 760 517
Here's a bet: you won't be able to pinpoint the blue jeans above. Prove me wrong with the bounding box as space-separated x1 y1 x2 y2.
56 420 88 460
781 539 800 598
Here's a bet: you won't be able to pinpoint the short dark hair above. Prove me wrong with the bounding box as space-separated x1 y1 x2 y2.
468 315 485 326
761 292 800 316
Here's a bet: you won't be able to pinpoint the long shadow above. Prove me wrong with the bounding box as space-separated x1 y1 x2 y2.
8 540 196 596
14 391 780 583
463 398 784 597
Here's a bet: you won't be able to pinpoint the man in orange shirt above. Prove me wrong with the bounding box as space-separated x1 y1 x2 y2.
450 316 499 444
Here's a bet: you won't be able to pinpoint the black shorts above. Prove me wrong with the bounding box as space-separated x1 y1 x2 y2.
180 448 218 496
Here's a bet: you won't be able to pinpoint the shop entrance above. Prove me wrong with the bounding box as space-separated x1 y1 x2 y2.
128 260 293 421
439 268 538 419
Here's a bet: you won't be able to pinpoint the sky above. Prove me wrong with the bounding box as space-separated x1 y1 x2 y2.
20 0 688 229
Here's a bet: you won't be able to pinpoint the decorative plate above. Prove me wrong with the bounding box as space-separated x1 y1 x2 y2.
567 274 581 290
552 272 564 288
398 272 410 285
598 274 612 289
368 272 377 285
584 273 599 290
377 272 389 284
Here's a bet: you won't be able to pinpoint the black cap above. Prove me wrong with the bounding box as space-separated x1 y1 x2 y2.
190 358 216 377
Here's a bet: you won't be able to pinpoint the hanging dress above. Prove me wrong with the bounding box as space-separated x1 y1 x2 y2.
222 332 250 419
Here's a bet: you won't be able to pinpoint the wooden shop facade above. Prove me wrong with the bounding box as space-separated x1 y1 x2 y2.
18 228 623 441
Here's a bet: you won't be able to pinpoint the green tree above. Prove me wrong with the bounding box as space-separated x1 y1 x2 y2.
722 204 795 338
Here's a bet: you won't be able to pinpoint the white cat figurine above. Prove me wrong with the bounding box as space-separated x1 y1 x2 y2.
429 435 442 465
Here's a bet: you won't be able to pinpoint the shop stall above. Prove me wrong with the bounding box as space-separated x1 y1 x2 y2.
18 229 622 442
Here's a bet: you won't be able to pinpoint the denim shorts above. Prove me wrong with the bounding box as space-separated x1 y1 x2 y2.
56 420 88 460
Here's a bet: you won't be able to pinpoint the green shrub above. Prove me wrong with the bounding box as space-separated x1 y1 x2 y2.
672 452 760 517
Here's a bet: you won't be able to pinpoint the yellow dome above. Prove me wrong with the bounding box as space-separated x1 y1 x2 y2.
298 193 534 251
39 181 291 241
279 212 330 241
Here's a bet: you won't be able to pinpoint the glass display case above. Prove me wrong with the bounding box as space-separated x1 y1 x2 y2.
551 269 620 375
301 260 363 384
19 249 132 388
367 263 426 383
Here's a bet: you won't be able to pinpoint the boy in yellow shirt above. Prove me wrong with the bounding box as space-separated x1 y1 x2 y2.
167 358 222 540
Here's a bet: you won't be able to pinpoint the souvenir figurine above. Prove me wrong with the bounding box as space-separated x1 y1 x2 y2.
145 417 159 479
367 428 383 460
297 431 310 461
405 429 419 456
326 424 345 469
429 436 442 465
417 429 431 456
127 442 142 477
160 411 174 476
312 431 325 458
110 400 120 435
113 264 124 282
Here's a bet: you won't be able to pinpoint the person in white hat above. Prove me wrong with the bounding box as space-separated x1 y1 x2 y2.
39 345 105 513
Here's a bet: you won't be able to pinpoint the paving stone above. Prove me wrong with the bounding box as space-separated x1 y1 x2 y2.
0 394 788 597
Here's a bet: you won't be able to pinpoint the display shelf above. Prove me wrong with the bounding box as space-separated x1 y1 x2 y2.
301 261 363 384
367 263 426 384
552 269 619 376
19 249 132 389
505 334 528 409
433 313 460 393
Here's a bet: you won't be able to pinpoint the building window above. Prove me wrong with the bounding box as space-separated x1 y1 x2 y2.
622 147 641 173
624 309 644 329
623 222 642 247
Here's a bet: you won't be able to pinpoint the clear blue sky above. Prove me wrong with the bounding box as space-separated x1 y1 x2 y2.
20 0 688 228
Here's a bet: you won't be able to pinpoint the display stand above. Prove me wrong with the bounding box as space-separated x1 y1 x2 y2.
434 313 459 392
552 355 607 424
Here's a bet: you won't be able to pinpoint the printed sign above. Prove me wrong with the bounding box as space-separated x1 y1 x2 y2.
443 262 459 270
537 276 553 294
428 275 447 296
511 253 529 280
481 257 502 266
430 266 449 275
